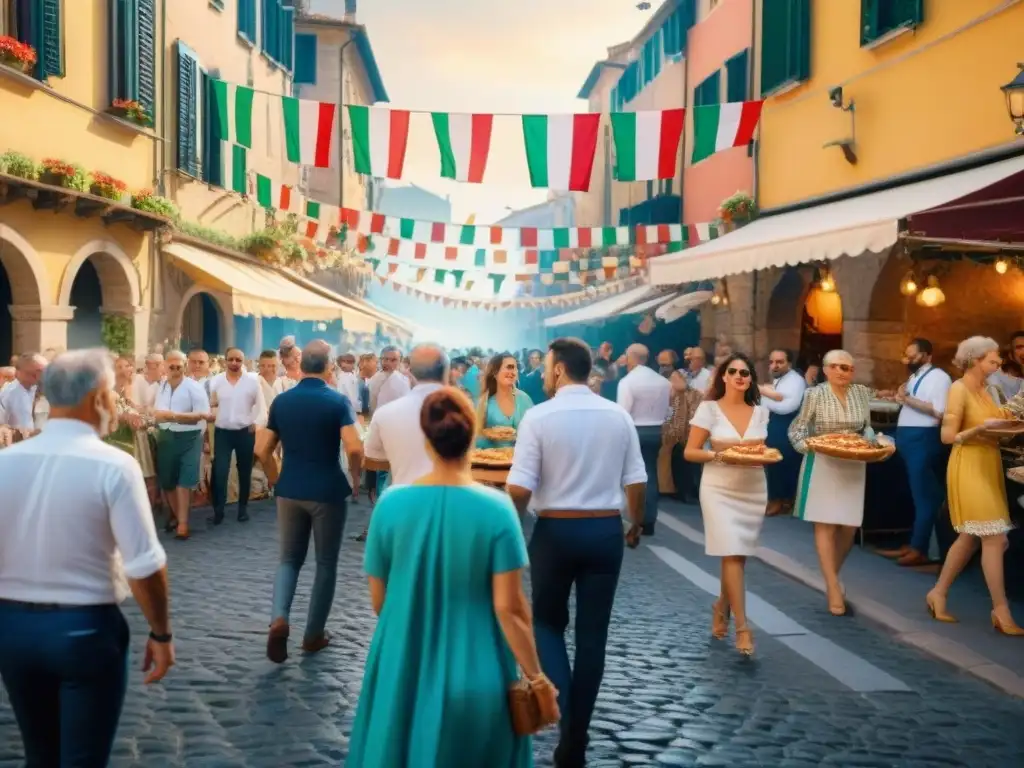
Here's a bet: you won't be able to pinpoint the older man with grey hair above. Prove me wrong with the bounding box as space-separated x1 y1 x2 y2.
0 349 174 766
368 344 409 412
0 352 46 430
133 352 164 410
617 343 671 535
259 340 364 663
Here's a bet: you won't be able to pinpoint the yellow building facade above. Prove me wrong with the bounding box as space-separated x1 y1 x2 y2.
756 0 1024 209
0 0 161 359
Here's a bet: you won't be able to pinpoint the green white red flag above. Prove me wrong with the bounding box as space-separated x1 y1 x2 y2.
431 112 493 183
521 113 601 191
691 100 763 164
348 105 411 179
609 109 685 181
254 174 297 212
210 80 254 148
282 96 336 168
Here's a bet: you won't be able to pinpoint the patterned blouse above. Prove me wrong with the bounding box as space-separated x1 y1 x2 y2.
788 383 875 454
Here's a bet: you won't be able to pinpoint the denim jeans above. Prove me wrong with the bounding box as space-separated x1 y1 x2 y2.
212 426 256 514
271 498 347 640
896 426 948 553
0 601 130 767
636 426 662 526
529 516 624 763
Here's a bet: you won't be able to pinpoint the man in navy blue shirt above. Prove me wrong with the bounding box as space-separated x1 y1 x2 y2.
258 340 363 663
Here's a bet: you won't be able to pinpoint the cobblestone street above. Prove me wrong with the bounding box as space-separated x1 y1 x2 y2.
3 500 1024 767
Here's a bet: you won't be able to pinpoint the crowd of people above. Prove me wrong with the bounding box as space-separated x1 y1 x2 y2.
1 328 1024 766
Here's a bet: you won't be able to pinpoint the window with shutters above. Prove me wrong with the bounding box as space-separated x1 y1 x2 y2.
860 0 922 47
237 0 256 43
693 70 721 107
725 49 749 102
260 0 292 70
294 33 316 84
175 42 202 177
6 0 64 80
109 0 157 123
760 0 810 96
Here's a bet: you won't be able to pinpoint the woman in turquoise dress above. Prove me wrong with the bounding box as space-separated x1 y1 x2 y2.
347 387 558 768
477 353 534 448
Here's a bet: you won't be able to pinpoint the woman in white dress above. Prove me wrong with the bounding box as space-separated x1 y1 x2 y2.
788 349 879 617
684 353 770 657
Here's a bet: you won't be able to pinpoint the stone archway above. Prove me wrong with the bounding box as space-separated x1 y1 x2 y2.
765 267 810 360
58 239 145 355
174 285 233 353
0 223 52 360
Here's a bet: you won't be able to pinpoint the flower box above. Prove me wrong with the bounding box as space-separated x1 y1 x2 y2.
90 172 129 202
0 36 36 75
107 99 154 128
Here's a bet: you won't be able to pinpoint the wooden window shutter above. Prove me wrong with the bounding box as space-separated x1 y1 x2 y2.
32 0 64 79
136 0 157 118
176 42 199 176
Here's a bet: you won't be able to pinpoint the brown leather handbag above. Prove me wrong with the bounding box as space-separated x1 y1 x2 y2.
508 675 558 736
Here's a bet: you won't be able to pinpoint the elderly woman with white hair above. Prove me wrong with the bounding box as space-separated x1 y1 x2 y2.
788 349 881 616
926 336 1024 634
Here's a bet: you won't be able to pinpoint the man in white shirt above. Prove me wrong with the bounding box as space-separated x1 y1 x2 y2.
0 348 173 766
685 347 713 394
0 352 45 429
132 352 164 410
759 348 808 516
153 350 212 539
506 338 647 768
617 344 671 536
369 345 409 412
886 338 953 567
208 347 267 526
334 352 361 409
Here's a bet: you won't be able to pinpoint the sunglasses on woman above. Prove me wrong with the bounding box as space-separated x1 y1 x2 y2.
726 367 751 378
828 363 853 373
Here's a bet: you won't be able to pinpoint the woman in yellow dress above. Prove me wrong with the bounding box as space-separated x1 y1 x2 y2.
927 336 1024 635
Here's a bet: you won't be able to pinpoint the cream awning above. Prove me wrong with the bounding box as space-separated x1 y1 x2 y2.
649 154 1024 286
285 270 415 335
164 242 380 331
544 285 660 328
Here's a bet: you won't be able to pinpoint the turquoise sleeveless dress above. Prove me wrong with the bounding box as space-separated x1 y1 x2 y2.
477 390 534 448
347 484 532 768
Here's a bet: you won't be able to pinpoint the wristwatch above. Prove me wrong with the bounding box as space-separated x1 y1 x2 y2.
149 631 173 643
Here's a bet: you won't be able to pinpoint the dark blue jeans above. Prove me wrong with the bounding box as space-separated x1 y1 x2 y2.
636 426 662 526
529 516 624 761
271 497 347 641
896 426 948 553
0 601 130 767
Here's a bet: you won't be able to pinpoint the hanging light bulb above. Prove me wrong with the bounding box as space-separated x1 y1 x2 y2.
995 258 1009 275
710 293 721 306
817 266 836 293
916 276 946 308
899 271 918 296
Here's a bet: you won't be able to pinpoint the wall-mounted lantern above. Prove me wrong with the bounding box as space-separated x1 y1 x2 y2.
1002 64 1024 135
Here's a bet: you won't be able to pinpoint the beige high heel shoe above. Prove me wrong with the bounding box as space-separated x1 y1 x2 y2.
711 599 730 640
991 608 1024 636
734 625 755 657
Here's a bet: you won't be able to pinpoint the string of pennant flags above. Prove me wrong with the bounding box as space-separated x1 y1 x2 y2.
210 78 763 190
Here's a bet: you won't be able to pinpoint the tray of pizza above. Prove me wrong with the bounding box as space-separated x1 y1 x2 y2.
719 444 784 466
471 447 515 468
480 426 517 442
805 433 894 462
1007 465 1024 484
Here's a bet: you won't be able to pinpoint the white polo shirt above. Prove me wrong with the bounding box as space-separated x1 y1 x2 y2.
0 381 35 429
132 374 161 410
617 364 672 427
208 371 266 430
897 364 952 428
507 384 647 511
364 382 443 486
154 377 209 432
0 419 167 605
766 369 807 417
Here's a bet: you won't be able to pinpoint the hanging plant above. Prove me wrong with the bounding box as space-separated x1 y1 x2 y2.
241 228 285 265
108 98 154 128
0 150 38 180
131 189 179 219
718 191 757 229
89 171 128 202
39 158 88 191
101 314 135 356
0 35 36 74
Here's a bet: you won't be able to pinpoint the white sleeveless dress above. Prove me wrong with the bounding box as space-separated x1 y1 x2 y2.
691 401 770 557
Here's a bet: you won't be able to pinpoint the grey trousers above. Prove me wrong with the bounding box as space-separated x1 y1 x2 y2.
636 426 663 527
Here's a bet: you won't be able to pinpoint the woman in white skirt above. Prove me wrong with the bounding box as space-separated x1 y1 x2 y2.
684 353 770 657
788 349 875 616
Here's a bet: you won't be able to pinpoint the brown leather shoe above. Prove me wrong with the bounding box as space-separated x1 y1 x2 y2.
765 500 785 517
302 631 332 654
876 545 911 559
897 549 933 567
267 619 289 664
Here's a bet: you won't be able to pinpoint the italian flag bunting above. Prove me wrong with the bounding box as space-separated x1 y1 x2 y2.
521 113 601 191
221 142 248 195
254 174 296 212
431 112 493 183
348 105 411 179
210 80 254 148
610 109 685 181
691 100 764 164
282 96 337 168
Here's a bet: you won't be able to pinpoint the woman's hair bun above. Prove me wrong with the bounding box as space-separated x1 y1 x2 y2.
420 387 476 461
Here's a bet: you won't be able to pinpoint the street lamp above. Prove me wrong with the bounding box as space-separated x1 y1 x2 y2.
1002 64 1024 135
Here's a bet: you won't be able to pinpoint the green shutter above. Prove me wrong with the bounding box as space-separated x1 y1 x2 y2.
32 0 64 79
137 0 156 118
725 49 749 102
792 0 811 82
176 42 199 176
862 0 923 45
761 0 810 94
203 73 222 186
694 70 720 107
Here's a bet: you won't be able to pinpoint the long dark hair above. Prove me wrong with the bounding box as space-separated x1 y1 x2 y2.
708 352 761 406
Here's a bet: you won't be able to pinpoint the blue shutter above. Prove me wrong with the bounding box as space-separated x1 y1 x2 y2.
294 33 317 84
260 0 271 55
31 0 63 79
238 0 256 41
137 0 157 119
725 49 749 102
176 42 199 176
281 5 293 71
694 70 720 107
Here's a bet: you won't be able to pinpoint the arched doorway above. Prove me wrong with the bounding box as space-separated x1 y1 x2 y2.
181 292 223 353
0 226 48 361
766 267 843 370
59 245 142 353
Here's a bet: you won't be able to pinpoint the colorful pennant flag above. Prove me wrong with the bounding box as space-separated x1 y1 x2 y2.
254 174 296 212
221 142 248 195
521 113 601 191
348 105 411 179
210 80 254 148
431 112 493 183
609 108 685 181
282 96 337 168
691 100 764 164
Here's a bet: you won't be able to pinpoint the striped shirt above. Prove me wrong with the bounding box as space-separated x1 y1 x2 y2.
788 383 875 453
